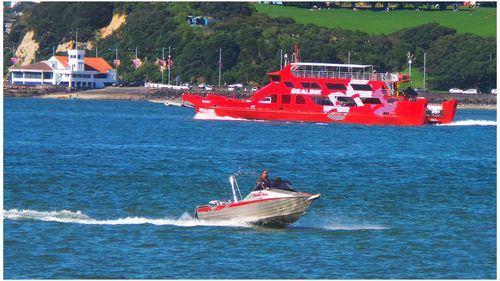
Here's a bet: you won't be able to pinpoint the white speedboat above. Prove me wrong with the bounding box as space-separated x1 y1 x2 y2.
195 174 320 227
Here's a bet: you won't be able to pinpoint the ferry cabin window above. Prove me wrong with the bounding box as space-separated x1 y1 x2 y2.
296 95 306 104
311 83 321 89
270 75 281 83
326 83 347 90
312 96 333 106
337 96 357 107
301 82 321 89
284 81 294 88
351 84 372 91
281 95 291 104
259 94 277 104
361 97 382 104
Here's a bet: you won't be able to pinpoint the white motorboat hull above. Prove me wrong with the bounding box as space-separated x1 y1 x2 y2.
195 189 320 227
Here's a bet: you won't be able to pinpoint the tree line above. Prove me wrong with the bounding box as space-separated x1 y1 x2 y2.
4 2 496 91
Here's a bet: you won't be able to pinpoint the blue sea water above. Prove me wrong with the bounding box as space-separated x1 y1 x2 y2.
3 97 497 279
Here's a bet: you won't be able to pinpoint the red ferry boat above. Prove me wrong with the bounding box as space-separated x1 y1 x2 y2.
182 62 457 126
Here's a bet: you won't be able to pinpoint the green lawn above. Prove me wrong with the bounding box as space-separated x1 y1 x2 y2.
399 68 425 89
255 4 496 37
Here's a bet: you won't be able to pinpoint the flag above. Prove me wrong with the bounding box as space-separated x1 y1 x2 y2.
167 54 173 70
159 59 167 71
132 58 142 69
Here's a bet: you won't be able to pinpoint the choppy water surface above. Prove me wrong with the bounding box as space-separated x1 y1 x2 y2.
4 98 496 279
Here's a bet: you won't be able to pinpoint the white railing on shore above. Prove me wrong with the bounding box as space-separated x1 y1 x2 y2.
145 82 189 90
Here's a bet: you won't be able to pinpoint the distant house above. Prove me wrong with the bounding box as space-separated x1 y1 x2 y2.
8 48 116 89
186 15 210 26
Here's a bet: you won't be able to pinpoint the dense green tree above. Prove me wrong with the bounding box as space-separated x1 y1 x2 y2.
4 2 496 90
426 33 496 91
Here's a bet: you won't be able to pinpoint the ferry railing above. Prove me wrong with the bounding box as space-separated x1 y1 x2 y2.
291 70 397 82
383 73 395 96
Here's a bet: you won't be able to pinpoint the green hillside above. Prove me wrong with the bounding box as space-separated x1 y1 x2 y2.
4 2 496 91
255 4 496 37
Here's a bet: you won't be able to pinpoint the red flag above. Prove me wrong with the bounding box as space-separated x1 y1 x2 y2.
167 54 173 69
132 58 142 69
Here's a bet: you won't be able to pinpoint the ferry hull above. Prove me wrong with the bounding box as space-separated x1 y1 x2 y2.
183 94 432 126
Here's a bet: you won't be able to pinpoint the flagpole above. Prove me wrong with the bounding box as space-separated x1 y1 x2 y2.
280 49 283 70
162 47 165 84
423 52 426 89
168 46 171 85
218 48 222 87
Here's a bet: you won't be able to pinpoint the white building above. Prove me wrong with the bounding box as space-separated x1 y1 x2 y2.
9 49 116 89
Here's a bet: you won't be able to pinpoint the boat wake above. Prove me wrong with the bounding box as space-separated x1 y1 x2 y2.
438 120 496 126
4 209 387 231
298 223 387 231
3 209 253 228
193 112 250 122
293 218 388 231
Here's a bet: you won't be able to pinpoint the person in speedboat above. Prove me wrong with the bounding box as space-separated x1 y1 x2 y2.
255 169 271 190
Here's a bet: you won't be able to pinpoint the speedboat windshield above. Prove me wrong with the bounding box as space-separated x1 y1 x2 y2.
269 178 296 192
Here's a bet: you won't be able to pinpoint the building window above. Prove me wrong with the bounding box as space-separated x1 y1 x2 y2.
12 72 23 78
43 73 53 79
94 74 107 79
25 73 42 79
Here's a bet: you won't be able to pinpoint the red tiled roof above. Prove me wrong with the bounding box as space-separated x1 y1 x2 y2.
15 62 53 71
84 57 113 73
54 55 113 74
54 56 69 68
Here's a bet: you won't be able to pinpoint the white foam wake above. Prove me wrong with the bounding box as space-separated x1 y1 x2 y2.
293 217 388 231
438 120 497 126
193 112 249 121
294 222 388 231
3 209 252 228
315 224 387 231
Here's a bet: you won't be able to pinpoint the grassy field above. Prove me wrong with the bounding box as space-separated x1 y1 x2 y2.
255 4 496 37
399 68 424 89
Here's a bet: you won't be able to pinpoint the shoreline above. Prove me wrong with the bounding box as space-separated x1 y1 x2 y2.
4 86 497 110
